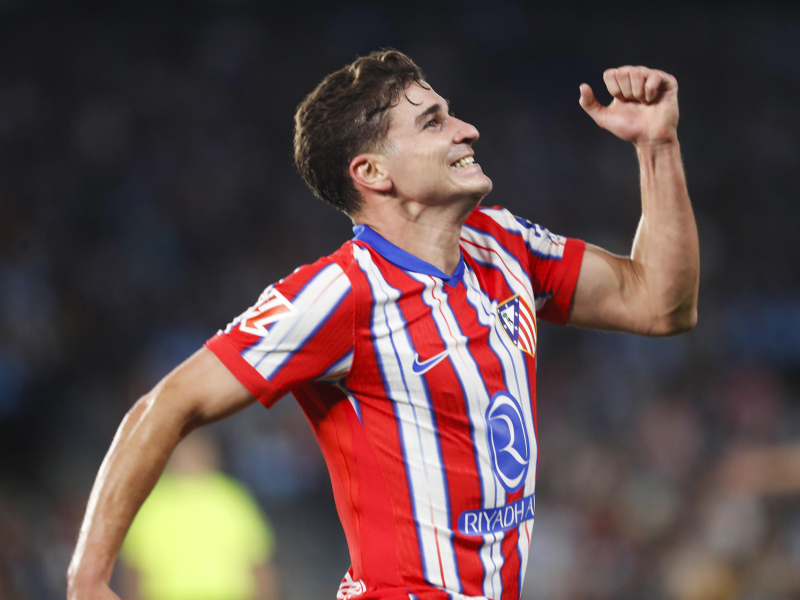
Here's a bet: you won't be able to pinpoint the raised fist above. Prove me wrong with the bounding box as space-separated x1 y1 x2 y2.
579 66 679 145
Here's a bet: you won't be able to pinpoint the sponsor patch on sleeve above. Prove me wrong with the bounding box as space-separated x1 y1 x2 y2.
239 287 298 336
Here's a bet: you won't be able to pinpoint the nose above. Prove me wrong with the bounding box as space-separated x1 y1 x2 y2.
452 117 480 145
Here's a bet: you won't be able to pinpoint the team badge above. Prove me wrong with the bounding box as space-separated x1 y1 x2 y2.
239 287 297 336
497 295 537 357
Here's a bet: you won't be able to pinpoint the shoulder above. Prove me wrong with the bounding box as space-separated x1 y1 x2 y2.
465 205 571 261
464 205 524 236
222 244 356 339
270 242 357 304
461 205 530 261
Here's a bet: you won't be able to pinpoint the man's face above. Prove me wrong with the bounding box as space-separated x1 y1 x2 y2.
380 83 492 207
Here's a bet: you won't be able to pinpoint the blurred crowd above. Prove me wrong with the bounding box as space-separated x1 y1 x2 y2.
0 5 799 600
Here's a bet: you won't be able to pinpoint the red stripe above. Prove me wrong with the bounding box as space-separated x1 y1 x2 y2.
274 256 336 302
294 382 404 590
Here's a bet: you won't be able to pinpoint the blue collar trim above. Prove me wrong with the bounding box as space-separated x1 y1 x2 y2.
352 224 465 287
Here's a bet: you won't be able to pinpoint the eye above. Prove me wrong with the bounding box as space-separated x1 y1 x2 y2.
424 117 443 130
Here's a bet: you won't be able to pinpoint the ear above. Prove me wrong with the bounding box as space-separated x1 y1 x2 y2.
350 154 393 194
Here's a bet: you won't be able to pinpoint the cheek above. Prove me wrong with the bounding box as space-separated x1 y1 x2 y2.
388 140 450 190
399 151 440 180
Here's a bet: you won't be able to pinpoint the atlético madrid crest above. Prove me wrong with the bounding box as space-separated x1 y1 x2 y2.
497 295 537 357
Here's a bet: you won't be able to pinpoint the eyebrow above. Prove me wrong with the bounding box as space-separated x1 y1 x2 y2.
414 100 452 128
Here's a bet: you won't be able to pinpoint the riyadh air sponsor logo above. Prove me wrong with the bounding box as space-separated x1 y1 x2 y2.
411 349 451 375
239 287 297 336
485 391 530 493
458 493 536 536
337 572 366 599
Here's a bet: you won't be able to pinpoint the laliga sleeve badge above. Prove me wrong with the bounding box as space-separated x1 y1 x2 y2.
239 287 298 336
497 295 537 357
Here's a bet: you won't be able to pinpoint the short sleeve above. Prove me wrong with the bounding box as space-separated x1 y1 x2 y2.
205 258 354 407
514 216 585 326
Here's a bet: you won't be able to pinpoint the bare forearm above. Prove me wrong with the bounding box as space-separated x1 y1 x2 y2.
67 387 190 592
67 349 255 597
630 138 699 333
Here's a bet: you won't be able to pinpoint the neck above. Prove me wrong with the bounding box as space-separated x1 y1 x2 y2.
354 197 477 275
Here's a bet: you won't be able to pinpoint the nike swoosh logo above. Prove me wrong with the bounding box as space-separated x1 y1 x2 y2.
411 349 451 375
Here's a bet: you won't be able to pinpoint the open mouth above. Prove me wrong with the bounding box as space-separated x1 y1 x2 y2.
451 156 476 169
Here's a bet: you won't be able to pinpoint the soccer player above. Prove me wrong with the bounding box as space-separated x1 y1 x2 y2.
67 51 698 600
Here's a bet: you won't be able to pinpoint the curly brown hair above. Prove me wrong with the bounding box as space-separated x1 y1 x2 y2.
293 49 427 215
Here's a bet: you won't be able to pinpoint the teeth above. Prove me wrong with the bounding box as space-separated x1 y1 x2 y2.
453 156 475 168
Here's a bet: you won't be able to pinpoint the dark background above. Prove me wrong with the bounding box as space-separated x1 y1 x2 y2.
1 3 799 599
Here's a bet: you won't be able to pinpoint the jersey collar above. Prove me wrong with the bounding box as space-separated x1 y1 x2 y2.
352 224 465 287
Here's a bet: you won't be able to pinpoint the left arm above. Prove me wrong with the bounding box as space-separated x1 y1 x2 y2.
568 66 699 336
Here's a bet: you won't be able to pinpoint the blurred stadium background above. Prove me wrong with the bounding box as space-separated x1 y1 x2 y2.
1 3 799 599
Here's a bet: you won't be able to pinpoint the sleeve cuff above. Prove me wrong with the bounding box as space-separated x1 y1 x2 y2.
205 334 284 408
549 238 586 326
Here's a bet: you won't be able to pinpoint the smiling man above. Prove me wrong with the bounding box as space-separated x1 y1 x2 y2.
68 50 699 600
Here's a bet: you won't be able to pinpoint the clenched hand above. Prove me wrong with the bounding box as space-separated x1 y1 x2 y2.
579 66 679 146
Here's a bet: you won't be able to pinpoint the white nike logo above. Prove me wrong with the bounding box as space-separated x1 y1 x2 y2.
411 349 451 375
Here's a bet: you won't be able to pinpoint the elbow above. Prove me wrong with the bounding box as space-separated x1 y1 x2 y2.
670 307 698 334
648 305 698 336
130 379 201 440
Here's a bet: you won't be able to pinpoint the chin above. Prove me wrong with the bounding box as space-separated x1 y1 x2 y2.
470 174 493 198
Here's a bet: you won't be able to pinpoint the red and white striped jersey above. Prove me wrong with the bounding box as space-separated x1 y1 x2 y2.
206 206 585 600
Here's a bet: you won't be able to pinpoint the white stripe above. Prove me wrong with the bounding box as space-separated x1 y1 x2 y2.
407 271 507 599
461 266 539 596
242 264 351 380
353 246 459 590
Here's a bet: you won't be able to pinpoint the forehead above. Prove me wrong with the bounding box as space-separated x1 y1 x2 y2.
387 82 447 134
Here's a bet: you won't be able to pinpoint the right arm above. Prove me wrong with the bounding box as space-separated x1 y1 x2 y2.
67 347 256 600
